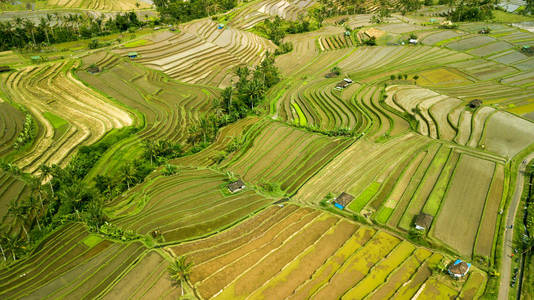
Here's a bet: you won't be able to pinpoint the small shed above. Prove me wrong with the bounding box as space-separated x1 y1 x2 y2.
228 179 245 193
87 65 100 74
343 78 353 84
409 38 418 45
468 99 482 109
335 80 350 90
414 213 433 230
0 66 11 73
127 52 138 59
325 72 338 78
333 192 354 210
218 23 225 30
448 259 471 278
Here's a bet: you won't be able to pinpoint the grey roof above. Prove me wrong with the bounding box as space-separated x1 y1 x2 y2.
228 179 245 192
414 213 433 229
334 192 354 207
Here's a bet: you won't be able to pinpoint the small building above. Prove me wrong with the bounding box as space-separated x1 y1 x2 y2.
333 192 354 210
0 66 10 73
325 72 338 78
409 38 418 45
127 52 138 59
218 23 225 30
87 65 100 74
414 213 433 230
448 259 471 278
335 79 351 90
228 179 245 193
468 99 482 109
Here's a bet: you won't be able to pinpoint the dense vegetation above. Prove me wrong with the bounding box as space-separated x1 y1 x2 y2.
0 12 142 51
154 0 237 23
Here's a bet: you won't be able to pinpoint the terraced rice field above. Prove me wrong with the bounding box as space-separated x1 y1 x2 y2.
107 167 274 243
0 61 133 174
219 120 352 193
118 21 276 87
169 204 485 299
78 53 217 175
229 0 316 30
0 170 29 225
318 34 354 51
0 102 25 157
0 223 148 299
46 0 151 10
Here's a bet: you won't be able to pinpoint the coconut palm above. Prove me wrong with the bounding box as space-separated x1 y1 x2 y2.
0 233 8 262
168 256 193 296
7 200 30 243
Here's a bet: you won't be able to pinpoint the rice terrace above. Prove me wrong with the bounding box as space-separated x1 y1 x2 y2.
2 0 534 299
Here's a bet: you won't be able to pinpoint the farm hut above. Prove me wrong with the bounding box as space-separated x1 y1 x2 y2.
468 99 482 109
409 38 418 45
335 80 350 90
343 78 353 84
228 179 245 193
448 259 471 278
218 24 225 30
325 72 337 78
414 213 433 230
127 52 138 59
0 66 10 73
87 65 100 74
333 192 354 210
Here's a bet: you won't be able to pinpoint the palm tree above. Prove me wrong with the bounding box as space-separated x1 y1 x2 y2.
0 233 8 262
26 196 42 231
168 256 193 296
40 164 54 197
7 200 30 243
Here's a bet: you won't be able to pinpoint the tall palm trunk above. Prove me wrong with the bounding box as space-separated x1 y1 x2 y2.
0 244 6 261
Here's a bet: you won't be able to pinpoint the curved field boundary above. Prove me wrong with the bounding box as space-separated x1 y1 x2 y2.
1 61 133 174
108 167 274 243
46 0 151 11
164 204 484 299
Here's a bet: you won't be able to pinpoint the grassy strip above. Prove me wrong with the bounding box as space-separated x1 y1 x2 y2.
348 181 381 213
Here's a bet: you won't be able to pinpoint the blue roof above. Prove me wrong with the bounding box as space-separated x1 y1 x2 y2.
334 203 344 210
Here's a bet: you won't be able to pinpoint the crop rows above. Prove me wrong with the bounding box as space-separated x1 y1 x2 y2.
46 0 150 10
108 167 274 243
318 34 354 51
0 61 132 174
78 55 217 175
220 120 352 193
120 20 275 87
0 102 25 156
169 204 484 299
0 223 151 299
0 170 29 227
229 0 316 30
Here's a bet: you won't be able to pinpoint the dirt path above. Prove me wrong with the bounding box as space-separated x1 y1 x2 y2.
499 153 534 299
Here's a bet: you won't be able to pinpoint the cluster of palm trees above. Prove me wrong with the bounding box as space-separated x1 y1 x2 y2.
168 256 193 296
154 0 237 23
0 11 142 51
0 164 54 263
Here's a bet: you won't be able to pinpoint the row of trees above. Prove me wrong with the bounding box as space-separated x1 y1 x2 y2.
154 0 237 23
0 128 184 264
0 12 142 51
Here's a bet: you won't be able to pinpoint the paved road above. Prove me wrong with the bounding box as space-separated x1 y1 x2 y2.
499 154 534 300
